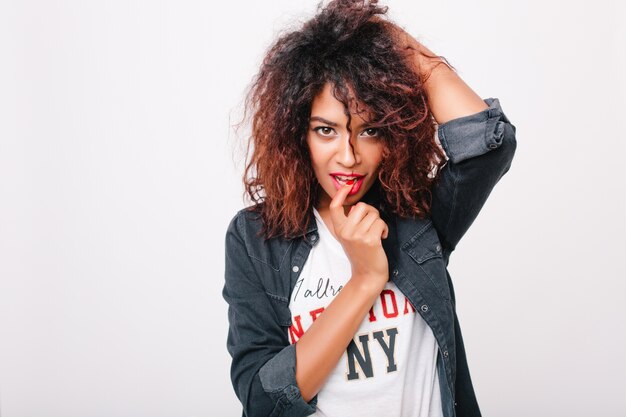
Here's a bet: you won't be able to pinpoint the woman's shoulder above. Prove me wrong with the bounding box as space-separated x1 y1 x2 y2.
227 204 265 238
226 203 297 270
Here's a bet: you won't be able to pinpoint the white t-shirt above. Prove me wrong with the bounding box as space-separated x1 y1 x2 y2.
288 207 444 417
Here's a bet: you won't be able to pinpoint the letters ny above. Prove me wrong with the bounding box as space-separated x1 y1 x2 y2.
346 328 399 380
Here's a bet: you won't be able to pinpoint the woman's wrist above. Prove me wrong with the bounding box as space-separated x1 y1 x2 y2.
379 20 454 83
410 43 454 83
349 272 389 296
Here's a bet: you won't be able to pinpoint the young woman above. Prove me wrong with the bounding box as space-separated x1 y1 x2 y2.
223 1 517 416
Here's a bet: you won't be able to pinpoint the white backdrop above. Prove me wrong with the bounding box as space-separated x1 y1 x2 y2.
1 0 625 416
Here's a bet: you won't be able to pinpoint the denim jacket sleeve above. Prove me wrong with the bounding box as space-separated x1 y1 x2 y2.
223 212 319 417
431 97 517 257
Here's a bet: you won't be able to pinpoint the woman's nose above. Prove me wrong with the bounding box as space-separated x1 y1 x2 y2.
336 134 358 166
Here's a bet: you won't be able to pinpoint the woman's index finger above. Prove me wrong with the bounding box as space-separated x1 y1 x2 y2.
328 182 354 228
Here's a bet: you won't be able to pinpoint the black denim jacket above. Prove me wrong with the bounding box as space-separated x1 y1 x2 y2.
223 98 517 417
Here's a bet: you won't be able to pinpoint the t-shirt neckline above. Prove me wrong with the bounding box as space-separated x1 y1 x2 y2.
312 207 344 252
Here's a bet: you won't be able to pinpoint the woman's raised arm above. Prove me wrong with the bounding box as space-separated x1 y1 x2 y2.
384 21 518 255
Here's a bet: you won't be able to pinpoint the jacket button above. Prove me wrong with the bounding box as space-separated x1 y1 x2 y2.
435 244 441 252
488 143 498 149
392 269 398 276
454 402 457 407
292 266 300 273
421 304 429 312
310 234 317 242
443 350 449 358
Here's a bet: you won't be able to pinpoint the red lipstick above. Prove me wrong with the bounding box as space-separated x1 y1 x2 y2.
330 175 365 195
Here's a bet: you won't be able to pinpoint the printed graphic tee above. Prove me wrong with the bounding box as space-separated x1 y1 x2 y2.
288 207 444 417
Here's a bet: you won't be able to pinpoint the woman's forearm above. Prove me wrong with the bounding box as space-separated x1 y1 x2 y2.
295 276 384 403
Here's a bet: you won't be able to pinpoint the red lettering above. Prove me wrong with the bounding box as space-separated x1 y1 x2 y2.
381 289 399 318
289 315 304 344
310 307 325 322
368 306 377 322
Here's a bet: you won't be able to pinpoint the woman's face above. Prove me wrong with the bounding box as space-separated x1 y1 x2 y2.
306 83 385 210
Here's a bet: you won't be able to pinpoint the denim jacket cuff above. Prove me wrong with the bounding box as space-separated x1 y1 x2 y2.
258 343 319 414
436 97 512 164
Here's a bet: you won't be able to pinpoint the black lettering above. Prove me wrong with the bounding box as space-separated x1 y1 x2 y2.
346 334 373 380
372 328 398 373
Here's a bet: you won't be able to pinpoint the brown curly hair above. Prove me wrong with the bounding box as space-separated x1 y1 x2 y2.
235 0 454 240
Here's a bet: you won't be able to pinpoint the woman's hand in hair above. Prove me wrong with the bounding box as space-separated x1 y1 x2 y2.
371 17 484 124
371 17 454 82
329 183 390 292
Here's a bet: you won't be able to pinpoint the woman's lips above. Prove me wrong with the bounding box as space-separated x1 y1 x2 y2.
330 175 365 195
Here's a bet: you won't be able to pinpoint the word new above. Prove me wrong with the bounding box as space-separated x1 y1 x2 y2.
288 289 416 344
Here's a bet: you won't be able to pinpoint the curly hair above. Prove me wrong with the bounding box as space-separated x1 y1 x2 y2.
235 0 453 241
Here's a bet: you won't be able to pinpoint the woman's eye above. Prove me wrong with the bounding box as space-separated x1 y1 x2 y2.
314 127 335 137
362 128 379 137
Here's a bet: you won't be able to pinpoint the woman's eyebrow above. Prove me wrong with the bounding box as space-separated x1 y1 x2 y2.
309 116 370 129
309 116 338 126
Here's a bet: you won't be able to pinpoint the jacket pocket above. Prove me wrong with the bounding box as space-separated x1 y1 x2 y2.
266 292 293 328
406 221 451 301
